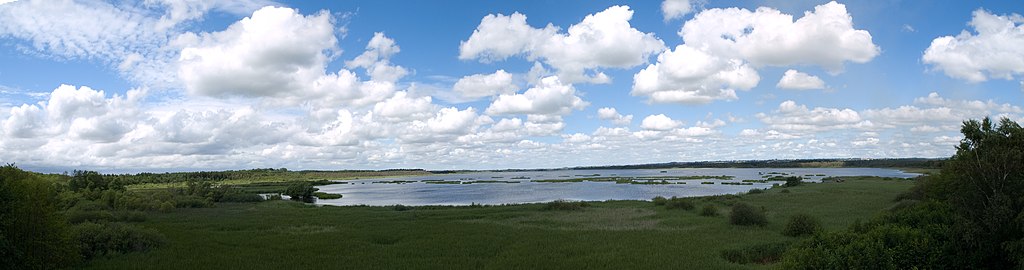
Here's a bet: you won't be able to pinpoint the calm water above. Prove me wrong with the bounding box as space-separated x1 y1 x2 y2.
313 168 919 206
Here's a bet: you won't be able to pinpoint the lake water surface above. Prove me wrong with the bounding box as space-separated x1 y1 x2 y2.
314 168 919 206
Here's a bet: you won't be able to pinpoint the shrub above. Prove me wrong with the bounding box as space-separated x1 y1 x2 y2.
780 189 791 194
542 200 589 211
721 242 788 264
284 182 317 203
72 222 166 259
700 204 719 217
314 192 343 200
652 196 667 205
782 214 820 237
665 197 695 210
0 164 80 269
747 188 765 194
730 203 768 226
219 192 265 203
67 210 115 224
782 176 803 187
393 204 414 211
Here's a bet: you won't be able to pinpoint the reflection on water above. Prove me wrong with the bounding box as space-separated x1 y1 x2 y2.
314 168 918 206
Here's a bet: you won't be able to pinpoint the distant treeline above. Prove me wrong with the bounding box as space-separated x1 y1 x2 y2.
97 168 430 186
430 158 944 174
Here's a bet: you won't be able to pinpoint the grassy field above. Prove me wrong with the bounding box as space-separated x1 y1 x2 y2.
83 177 914 269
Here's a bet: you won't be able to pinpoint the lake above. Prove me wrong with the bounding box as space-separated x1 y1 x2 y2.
313 168 919 206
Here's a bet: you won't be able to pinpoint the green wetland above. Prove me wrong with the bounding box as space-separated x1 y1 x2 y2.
83 176 913 269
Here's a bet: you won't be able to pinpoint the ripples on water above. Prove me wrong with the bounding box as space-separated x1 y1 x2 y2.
314 168 919 206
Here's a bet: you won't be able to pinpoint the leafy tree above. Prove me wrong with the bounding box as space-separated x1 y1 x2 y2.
928 117 1024 268
284 182 317 203
781 117 1024 269
0 164 80 269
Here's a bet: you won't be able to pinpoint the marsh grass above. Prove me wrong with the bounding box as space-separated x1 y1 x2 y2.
82 176 914 270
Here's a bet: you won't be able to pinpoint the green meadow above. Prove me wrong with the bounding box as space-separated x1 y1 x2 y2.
82 176 912 269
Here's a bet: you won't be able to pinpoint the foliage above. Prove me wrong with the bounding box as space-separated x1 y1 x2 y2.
542 200 590 211
314 192 343 200
652 196 667 205
699 204 719 217
284 182 317 203
779 201 959 269
730 203 767 226
780 117 1024 269
747 188 765 194
664 197 695 210
781 176 802 187
781 214 820 237
720 242 788 264
72 222 166 259
0 164 81 269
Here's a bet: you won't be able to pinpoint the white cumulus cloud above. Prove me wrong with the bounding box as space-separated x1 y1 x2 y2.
777 69 826 90
460 5 665 83
597 107 633 125
453 70 518 99
485 76 587 116
662 0 694 21
632 45 758 104
641 114 682 131
923 9 1024 82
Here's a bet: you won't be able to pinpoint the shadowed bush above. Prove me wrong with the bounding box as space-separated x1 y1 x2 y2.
721 242 788 264
71 222 166 259
652 196 667 206
665 197 695 210
782 214 820 237
542 200 590 211
700 204 719 217
730 203 767 227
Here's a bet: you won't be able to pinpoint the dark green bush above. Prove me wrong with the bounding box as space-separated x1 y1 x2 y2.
721 242 788 264
72 222 166 259
782 176 802 187
0 164 80 269
284 182 317 203
747 188 765 194
393 204 414 211
219 192 265 203
652 196 667 205
782 214 820 237
665 197 695 210
314 192 342 200
730 203 768 226
700 204 719 217
542 200 590 211
67 210 115 224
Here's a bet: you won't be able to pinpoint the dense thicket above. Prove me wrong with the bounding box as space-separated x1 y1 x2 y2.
0 164 80 269
782 117 1024 269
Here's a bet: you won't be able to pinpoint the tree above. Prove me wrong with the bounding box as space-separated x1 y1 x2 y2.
284 182 317 203
0 164 80 269
929 117 1024 268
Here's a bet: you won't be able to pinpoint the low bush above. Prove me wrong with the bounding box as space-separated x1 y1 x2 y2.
730 203 768 227
721 242 789 264
782 214 820 237
780 189 791 194
67 210 115 224
747 188 765 194
393 204 414 211
542 200 590 211
782 176 802 187
219 192 265 203
72 222 166 259
314 192 343 200
665 197 695 210
652 196 667 205
700 204 719 217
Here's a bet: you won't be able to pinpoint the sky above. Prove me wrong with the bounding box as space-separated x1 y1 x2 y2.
0 0 1022 173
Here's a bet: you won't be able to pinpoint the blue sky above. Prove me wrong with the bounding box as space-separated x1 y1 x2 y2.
0 0 1021 172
